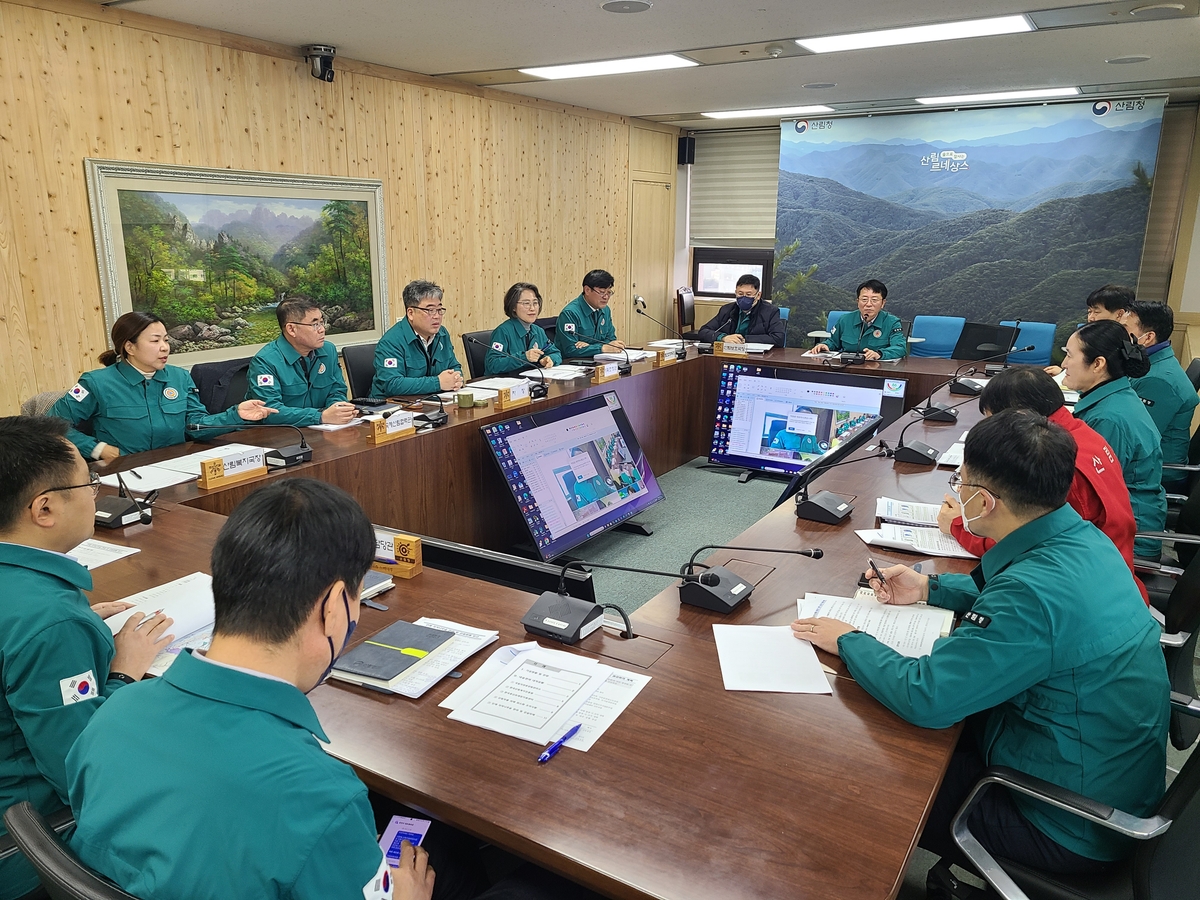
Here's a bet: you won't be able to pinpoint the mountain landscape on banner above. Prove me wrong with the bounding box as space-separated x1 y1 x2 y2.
774 117 1159 352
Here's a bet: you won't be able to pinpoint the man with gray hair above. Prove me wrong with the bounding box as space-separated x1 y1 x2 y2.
371 280 463 397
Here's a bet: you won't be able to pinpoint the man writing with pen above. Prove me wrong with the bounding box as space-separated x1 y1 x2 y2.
554 269 626 359
791 409 1167 888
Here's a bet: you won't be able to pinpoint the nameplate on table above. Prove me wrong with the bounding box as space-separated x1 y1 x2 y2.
651 348 678 367
592 362 620 383
714 341 748 358
495 381 531 411
197 448 267 489
373 529 423 579
367 411 415 444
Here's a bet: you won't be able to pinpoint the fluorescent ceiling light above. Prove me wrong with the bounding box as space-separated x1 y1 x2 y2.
703 105 835 119
519 54 697 80
915 87 1080 105
796 15 1032 54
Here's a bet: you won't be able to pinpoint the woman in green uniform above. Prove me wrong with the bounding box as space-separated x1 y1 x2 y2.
1062 319 1166 559
49 312 275 460
484 282 562 376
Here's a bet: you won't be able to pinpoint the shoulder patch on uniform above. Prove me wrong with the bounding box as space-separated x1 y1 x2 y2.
60 671 99 705
492 341 504 351
68 383 89 402
362 857 392 900
383 358 398 368
255 374 275 387
891 323 903 333
162 387 179 400
961 610 991 629
563 322 576 334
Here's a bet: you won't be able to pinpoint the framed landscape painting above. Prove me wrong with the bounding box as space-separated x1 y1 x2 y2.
85 159 389 364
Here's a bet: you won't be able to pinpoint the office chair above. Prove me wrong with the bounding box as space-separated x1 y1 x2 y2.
940 693 1200 900
910 316 966 358
20 391 67 417
461 330 492 379
1 804 135 900
1000 321 1056 367
535 316 557 345
1184 358 1200 392
676 287 701 340
189 356 253 412
777 306 789 347
341 342 377 398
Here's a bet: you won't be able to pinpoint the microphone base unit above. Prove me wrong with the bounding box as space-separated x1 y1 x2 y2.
949 379 983 396
918 401 959 423
795 489 854 525
984 363 1008 377
265 444 313 468
417 410 449 428
530 383 549 400
678 565 753 613
94 496 149 529
522 591 604 645
696 343 714 355
892 440 941 465
617 363 633 377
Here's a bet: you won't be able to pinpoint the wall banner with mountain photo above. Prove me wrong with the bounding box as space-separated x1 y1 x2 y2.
773 98 1167 355
85 160 390 364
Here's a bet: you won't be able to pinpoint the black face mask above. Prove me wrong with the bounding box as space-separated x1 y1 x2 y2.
312 587 356 691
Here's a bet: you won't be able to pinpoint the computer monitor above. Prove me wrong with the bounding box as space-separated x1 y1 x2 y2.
709 363 907 478
481 392 665 562
952 322 1019 361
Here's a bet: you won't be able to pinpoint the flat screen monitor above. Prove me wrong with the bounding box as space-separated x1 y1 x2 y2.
952 322 1019 361
691 247 775 301
709 363 907 477
482 392 665 561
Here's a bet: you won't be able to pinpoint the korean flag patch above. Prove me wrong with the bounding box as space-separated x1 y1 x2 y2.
60 671 99 705
362 857 392 899
162 387 179 400
492 341 504 351
383 358 398 369
563 322 576 334
68 383 89 402
256 374 275 387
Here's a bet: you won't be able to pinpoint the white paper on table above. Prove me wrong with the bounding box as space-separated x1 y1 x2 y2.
802 350 837 358
594 349 654 362
439 642 539 710
647 339 692 349
799 593 954 658
153 444 262 476
145 626 213 677
711 624 832 694
99 465 198 491
389 618 499 699
68 539 140 571
855 524 978 559
104 572 215 638
875 497 942 526
437 387 499 403
307 419 364 431
520 365 590 381
562 668 651 751
740 342 774 353
467 377 529 391
445 647 609 744
937 444 965 468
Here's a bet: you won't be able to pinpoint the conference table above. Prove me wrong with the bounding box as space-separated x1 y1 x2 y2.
84 350 986 900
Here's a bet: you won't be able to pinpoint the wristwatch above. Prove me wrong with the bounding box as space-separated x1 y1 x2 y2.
109 672 136 685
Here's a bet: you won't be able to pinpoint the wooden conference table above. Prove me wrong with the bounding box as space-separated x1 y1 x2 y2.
84 359 987 900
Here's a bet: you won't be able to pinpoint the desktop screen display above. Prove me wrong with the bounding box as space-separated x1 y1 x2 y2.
696 262 764 295
481 392 664 561
709 363 907 477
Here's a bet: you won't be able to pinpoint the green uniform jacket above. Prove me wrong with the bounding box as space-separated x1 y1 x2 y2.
49 361 245 458
485 317 562 375
1131 345 1198 483
246 336 348 427
0 544 127 900
554 294 617 359
1073 377 1167 559
67 650 388 900
370 317 462 397
838 506 1168 862
826 310 907 359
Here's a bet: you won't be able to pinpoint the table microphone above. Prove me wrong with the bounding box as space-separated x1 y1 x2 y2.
679 544 822 612
888 395 978 465
464 335 549 398
568 327 633 376
94 469 154 528
949 343 1035 396
633 297 688 360
776 447 893 523
186 422 313 467
415 393 448 428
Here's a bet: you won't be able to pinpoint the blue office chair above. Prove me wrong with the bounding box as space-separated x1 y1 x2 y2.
827 310 852 333
1000 321 1055 366
909 316 966 358
777 306 789 348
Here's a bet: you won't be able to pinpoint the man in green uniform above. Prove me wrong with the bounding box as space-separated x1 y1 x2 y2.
371 280 464 397
0 417 171 900
794 410 1167 880
1125 300 1198 490
554 269 625 359
247 296 357 426
812 279 906 360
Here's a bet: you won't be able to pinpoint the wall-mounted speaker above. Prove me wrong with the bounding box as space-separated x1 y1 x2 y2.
678 136 696 166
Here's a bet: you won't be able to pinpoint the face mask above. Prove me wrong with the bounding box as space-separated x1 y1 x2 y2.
314 588 356 690
957 489 989 537
736 294 755 312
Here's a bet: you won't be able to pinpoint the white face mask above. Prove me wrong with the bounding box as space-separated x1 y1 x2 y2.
955 488 992 537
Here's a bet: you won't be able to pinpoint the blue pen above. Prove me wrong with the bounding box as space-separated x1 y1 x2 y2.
538 724 581 764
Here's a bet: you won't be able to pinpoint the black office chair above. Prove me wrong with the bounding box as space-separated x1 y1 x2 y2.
461 330 492 380
942 694 1200 900
341 342 377 398
676 287 701 340
535 316 557 345
0 804 132 900
189 356 253 413
1184 358 1200 392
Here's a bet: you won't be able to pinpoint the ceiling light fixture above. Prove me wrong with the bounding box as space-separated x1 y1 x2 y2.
915 86 1080 105
1106 55 1152 64
702 104 835 120
796 14 1032 54
519 53 697 80
601 0 653 12
803 82 837 89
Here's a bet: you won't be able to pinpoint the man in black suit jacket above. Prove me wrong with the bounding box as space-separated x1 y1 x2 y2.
696 274 786 347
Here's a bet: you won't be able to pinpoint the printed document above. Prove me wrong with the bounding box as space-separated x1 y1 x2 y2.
521 365 591 381
99 465 197 491
875 498 941 526
68 539 139 570
856 524 978 559
712 624 832 694
799 593 954 658
153 444 262 476
104 572 215 639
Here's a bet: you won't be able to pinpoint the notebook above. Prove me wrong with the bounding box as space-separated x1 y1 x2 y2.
333 620 453 681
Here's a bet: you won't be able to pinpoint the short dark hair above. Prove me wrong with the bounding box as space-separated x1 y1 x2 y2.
99 311 164 367
211 479 375 643
978 367 1065 417
736 274 760 290
276 296 320 330
403 280 443 310
0 417 78 531
1085 284 1134 313
582 269 615 291
1076 319 1151 380
1127 299 1174 344
503 282 543 318
856 279 887 300
963 409 1075 515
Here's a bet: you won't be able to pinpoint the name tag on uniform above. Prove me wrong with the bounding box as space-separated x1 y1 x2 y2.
961 610 991 628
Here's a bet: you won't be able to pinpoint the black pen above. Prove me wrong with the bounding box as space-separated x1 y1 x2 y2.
867 558 889 594
129 468 142 479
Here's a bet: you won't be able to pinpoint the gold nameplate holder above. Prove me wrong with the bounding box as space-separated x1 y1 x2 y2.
591 361 620 384
366 411 416 445
371 530 423 579
713 341 749 359
495 381 532 411
197 448 268 490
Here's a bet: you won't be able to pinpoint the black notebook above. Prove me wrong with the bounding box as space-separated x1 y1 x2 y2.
333 620 453 681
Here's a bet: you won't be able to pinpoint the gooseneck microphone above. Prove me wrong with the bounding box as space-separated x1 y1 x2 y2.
186 422 313 467
949 343 1035 395
94 469 154 528
679 544 823 612
115 471 153 525
775 448 894 522
633 297 688 360
464 335 550 398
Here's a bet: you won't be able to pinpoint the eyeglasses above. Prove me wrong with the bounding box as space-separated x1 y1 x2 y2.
291 319 328 330
587 288 615 299
948 470 1001 499
734 291 758 298
515 300 541 309
413 306 448 317
29 472 101 507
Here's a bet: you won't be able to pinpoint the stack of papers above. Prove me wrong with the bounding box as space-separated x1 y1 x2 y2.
711 624 832 693
738 342 775 353
106 573 217 677
937 431 970 467
1053 370 1080 405
330 618 498 699
68 539 139 570
468 376 529 391
799 593 954 658
440 643 650 751
876 497 941 526
647 339 693 349
856 523 978 559
308 419 365 431
438 387 499 402
595 349 654 363
98 466 198 491
520 365 591 381
153 443 264 477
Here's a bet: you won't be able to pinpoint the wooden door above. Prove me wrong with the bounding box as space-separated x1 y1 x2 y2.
627 180 673 346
